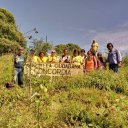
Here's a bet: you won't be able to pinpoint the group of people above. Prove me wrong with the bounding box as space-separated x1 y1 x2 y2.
14 40 122 87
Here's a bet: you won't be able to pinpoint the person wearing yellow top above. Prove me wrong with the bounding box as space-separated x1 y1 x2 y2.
72 49 83 65
80 49 87 64
91 40 99 56
37 51 47 63
26 49 38 64
47 49 58 63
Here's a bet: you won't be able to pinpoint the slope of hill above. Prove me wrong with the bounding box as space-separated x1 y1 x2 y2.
0 55 128 128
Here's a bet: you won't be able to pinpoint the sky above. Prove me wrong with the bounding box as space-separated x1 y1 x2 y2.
1 0 128 53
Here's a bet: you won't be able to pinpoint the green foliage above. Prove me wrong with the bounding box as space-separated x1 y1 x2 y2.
0 38 20 54
55 43 81 55
66 43 81 52
0 8 26 54
0 55 13 84
32 39 52 54
0 55 128 127
51 70 128 95
58 88 128 127
122 55 128 67
0 8 15 25
54 44 66 55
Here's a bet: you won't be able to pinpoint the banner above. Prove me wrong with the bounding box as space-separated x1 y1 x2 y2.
24 63 83 77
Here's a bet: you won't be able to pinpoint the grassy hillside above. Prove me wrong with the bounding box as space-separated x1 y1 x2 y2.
0 54 13 85
0 55 128 128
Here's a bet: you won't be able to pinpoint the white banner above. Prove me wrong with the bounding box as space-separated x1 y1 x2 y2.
24 63 83 77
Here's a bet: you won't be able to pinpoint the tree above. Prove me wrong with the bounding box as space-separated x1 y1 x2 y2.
55 44 66 55
32 39 52 55
0 8 26 54
55 43 81 55
66 43 81 54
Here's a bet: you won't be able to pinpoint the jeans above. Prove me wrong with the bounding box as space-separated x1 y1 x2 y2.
109 64 118 73
14 68 23 86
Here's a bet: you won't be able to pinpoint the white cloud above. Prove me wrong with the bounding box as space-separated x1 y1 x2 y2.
93 25 128 51
88 29 97 34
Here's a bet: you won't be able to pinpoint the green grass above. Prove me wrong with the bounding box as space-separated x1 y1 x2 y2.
0 54 13 85
0 55 128 128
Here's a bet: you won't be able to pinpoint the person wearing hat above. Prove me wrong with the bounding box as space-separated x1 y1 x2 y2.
14 47 25 87
47 49 58 63
26 48 38 64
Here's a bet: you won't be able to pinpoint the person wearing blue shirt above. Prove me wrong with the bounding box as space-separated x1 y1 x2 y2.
14 48 25 87
106 43 122 73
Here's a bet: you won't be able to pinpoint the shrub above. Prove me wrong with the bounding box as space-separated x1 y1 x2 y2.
53 70 128 95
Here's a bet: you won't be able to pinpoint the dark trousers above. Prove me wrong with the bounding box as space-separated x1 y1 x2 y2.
109 64 118 73
14 68 23 86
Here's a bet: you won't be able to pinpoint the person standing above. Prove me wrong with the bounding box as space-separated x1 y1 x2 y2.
72 49 82 65
47 49 58 63
14 48 25 87
106 43 122 73
80 49 86 64
37 51 47 63
59 48 71 63
90 40 99 56
97 52 105 69
26 49 38 64
84 50 97 72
